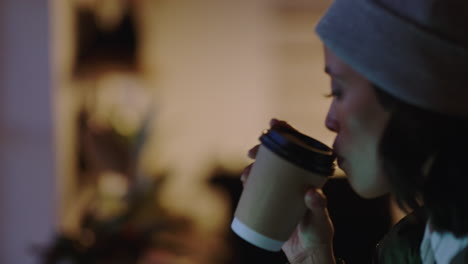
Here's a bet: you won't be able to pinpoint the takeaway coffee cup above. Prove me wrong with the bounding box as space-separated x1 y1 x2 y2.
231 126 335 251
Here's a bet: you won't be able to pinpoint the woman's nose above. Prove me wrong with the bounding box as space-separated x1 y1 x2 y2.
325 101 339 133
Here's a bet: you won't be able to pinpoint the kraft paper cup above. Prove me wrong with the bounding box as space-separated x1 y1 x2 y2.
232 127 335 251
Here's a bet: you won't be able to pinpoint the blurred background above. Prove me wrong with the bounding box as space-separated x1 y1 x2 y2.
0 0 402 263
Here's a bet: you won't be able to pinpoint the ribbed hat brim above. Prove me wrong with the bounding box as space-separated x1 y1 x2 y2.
316 0 468 117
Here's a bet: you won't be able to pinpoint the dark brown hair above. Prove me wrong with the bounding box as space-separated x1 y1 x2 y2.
374 86 468 237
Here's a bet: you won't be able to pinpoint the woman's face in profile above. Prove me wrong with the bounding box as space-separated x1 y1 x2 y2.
323 46 391 198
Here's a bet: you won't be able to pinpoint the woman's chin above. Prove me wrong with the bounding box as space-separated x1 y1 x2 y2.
348 175 389 199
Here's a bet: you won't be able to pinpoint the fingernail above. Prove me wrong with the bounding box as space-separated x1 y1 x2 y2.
314 190 326 207
306 189 324 208
305 189 315 203
240 173 246 182
270 118 279 126
247 148 255 158
240 166 250 182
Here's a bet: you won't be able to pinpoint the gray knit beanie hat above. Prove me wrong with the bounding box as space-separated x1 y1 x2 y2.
316 0 468 117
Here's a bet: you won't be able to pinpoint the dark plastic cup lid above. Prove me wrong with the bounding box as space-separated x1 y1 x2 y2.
259 127 336 176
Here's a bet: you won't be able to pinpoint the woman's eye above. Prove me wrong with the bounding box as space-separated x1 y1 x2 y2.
326 80 343 99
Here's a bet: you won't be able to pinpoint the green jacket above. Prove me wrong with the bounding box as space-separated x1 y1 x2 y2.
374 209 468 264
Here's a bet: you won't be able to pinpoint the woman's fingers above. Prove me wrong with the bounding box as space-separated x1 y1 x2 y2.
303 189 331 228
247 119 294 160
242 119 294 187
305 188 328 210
270 118 297 132
300 188 334 244
243 145 260 186
248 145 260 159
240 163 253 186
282 188 335 261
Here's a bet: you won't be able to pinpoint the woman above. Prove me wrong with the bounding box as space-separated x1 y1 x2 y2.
242 0 468 263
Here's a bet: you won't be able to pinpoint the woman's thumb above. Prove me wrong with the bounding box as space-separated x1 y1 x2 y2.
305 188 327 209
302 188 331 228
296 188 334 245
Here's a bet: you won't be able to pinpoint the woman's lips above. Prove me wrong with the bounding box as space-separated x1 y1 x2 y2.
333 143 346 171
334 151 346 170
332 144 342 166
337 156 345 169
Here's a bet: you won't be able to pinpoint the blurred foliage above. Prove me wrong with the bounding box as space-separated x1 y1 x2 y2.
40 176 194 264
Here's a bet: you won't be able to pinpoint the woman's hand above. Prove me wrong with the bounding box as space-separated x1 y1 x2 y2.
241 119 336 264
282 188 336 264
